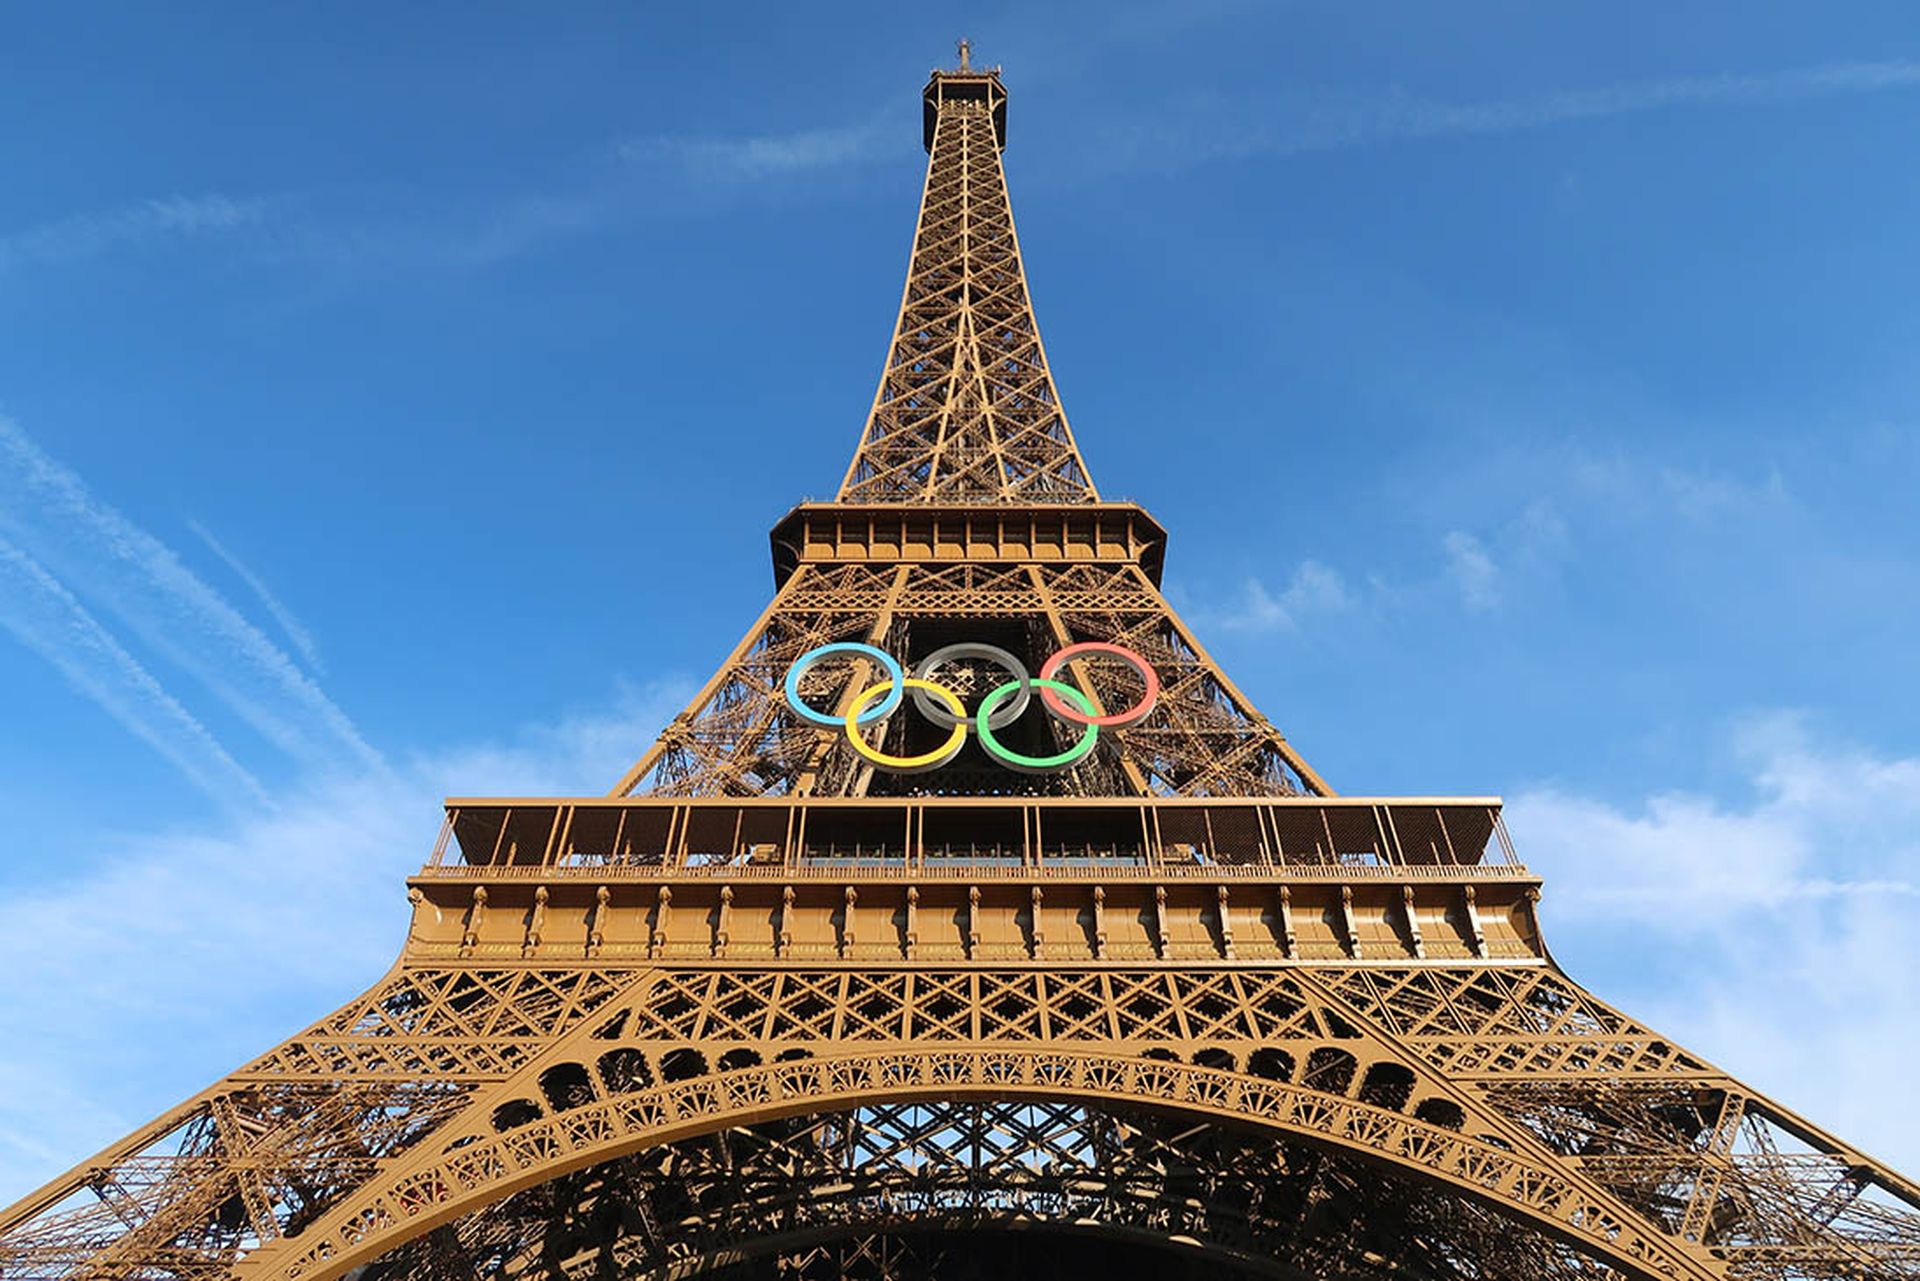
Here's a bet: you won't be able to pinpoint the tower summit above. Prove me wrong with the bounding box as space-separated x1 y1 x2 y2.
4 54 1918 1281
848 46 1071 502
921 41 1007 152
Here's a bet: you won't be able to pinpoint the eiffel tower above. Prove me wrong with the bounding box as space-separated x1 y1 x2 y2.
4 48 1917 1281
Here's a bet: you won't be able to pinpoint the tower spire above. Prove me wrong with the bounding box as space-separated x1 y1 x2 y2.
839 59 1096 503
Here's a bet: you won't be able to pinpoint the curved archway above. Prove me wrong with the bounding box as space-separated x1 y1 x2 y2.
257 1049 1713 1281
353 1098 1637 1281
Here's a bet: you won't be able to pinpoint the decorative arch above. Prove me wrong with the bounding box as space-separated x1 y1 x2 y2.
245 1049 1718 1281
352 1096 1649 1281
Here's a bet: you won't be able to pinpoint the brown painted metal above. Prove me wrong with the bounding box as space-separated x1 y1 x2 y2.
4 51 1917 1281
840 62 1088 504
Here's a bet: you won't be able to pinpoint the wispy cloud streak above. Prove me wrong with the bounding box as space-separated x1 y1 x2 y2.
0 419 381 775
621 117 899 180
0 538 266 808
187 519 324 674
0 680 688 1200
1120 59 1920 167
1317 59 1920 149
0 194 265 273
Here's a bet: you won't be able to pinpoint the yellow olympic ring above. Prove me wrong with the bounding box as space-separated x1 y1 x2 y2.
844 677 968 774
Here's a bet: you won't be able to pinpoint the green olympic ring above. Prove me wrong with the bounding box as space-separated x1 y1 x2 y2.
974 677 1100 773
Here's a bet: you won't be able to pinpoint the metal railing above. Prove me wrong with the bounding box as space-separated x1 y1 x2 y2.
414 859 1535 882
426 796 1521 877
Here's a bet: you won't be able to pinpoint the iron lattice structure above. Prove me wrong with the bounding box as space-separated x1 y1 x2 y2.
4 52 1918 1281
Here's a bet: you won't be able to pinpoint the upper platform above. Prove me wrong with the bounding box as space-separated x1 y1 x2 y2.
922 66 1007 151
405 794 1546 965
770 501 1168 587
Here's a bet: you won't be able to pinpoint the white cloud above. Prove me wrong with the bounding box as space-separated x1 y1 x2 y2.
1279 559 1352 614
1655 463 1792 522
262 115 893 275
1511 715 1920 1170
186 519 325 675
1201 558 1353 633
1183 504 1575 630
0 114 897 282
1442 530 1499 609
1115 58 1920 170
0 418 380 775
0 194 266 272
1568 446 1795 526
0 538 266 809
412 193 605 270
622 118 897 180
1321 60 1920 150
0 407 690 1197
1510 499 1569 561
1182 444 1795 628
0 680 689 1203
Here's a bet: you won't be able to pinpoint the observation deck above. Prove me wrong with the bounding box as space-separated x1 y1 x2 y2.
405 794 1545 966
769 502 1169 587
922 64 1006 151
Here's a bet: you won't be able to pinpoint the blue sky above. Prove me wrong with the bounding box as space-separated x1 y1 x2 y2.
4 2 1920 1199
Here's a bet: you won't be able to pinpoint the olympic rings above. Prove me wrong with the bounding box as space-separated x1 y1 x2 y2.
846 679 968 774
785 643 904 726
911 642 1031 730
1038 641 1161 728
976 678 1099 773
781 639 1158 774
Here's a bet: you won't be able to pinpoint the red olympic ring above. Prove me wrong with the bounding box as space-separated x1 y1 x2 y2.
1037 642 1160 728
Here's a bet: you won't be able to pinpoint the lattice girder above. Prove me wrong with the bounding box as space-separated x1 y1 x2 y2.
840 72 1094 504
231 1049 1720 1280
11 959 1918 1280
612 558 1325 799
355 1099 1642 1281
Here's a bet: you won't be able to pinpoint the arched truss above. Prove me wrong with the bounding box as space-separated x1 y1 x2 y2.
250 1048 1710 1281
7 964 1918 1280
358 1097 1634 1280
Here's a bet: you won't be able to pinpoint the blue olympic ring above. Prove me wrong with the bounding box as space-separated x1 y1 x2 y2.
783 642 905 726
